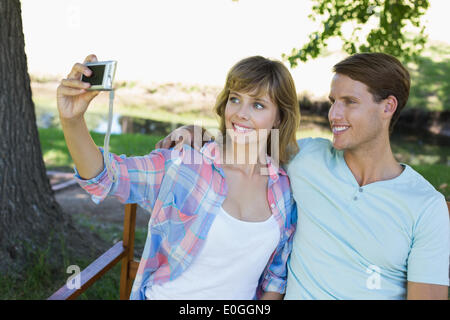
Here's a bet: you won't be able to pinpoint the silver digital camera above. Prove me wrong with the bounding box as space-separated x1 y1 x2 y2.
82 60 117 91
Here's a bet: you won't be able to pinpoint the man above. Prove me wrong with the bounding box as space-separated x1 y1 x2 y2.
156 53 449 299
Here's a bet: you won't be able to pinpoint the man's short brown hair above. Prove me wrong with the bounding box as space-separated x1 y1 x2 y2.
332 52 410 134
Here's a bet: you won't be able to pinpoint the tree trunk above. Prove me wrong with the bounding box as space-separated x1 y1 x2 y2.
0 0 101 276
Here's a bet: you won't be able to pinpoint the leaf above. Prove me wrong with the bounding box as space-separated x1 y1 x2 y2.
284 0 430 66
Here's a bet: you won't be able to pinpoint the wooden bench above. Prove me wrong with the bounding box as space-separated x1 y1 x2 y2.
48 201 450 300
48 203 139 300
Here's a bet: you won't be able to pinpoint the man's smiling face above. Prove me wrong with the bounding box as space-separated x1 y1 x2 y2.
328 73 386 151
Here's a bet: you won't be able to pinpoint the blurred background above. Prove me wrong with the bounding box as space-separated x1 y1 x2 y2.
1 0 448 299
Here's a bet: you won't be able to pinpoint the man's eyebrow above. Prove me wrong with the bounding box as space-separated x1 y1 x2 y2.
329 95 360 101
342 95 359 101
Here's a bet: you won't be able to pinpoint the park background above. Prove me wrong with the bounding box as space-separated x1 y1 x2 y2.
1 0 448 299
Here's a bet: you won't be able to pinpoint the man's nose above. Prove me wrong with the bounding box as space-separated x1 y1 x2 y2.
329 101 344 121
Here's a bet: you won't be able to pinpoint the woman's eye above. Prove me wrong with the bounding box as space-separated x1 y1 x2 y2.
254 103 264 110
229 97 239 103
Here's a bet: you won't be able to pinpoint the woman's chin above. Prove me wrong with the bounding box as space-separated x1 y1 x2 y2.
228 133 259 145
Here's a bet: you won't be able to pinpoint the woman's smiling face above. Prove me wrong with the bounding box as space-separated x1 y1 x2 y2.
224 90 280 145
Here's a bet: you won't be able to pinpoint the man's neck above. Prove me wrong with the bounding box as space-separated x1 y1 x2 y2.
343 137 404 187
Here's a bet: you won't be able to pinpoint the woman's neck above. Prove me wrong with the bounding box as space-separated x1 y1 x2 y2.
219 140 267 178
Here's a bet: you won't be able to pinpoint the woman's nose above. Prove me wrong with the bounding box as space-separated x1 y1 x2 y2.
236 104 250 120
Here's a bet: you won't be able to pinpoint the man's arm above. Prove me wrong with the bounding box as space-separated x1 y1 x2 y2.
406 197 449 300
260 291 284 300
407 281 448 300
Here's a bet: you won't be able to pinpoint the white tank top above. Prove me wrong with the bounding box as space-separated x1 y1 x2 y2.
145 206 280 300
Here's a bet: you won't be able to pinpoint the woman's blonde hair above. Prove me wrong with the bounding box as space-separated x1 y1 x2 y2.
214 56 300 165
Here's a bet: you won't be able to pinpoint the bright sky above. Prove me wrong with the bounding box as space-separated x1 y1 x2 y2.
21 0 449 98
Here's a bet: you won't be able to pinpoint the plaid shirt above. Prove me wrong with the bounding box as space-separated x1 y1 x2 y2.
74 142 297 300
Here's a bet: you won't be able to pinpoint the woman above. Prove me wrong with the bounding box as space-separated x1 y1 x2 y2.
57 54 300 300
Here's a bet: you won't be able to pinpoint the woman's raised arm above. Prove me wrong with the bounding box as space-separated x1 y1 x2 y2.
57 54 103 180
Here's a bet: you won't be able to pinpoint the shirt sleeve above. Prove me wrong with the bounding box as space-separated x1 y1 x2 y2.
259 195 298 295
73 147 170 211
407 195 449 286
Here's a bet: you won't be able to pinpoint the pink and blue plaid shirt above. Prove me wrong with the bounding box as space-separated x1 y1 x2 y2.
74 141 297 300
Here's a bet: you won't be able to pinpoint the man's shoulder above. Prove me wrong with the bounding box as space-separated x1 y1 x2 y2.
402 165 443 196
297 137 332 151
398 164 447 216
290 137 334 163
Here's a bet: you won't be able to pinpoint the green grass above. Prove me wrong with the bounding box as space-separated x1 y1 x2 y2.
38 127 165 170
407 42 450 111
0 231 108 300
0 245 59 299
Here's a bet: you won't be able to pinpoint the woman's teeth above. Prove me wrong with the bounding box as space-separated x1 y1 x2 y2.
233 123 254 133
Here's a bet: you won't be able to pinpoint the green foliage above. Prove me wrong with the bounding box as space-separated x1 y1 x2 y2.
284 0 430 66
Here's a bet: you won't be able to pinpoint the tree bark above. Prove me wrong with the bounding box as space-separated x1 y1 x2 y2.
0 0 101 276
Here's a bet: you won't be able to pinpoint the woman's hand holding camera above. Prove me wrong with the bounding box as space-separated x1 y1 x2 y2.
57 54 99 123
56 54 105 180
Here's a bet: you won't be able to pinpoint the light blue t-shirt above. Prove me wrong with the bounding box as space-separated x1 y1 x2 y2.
285 138 449 300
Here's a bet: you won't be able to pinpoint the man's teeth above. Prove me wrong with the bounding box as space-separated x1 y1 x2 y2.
333 126 349 132
234 124 253 132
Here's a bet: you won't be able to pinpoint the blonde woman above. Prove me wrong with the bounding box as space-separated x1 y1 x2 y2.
57 54 300 300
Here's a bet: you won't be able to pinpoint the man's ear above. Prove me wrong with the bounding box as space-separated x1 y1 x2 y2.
382 95 398 119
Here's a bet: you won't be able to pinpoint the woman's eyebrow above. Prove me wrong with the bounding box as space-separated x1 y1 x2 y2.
254 97 271 104
230 91 271 104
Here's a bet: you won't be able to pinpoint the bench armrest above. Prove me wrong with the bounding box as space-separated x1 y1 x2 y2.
48 241 127 300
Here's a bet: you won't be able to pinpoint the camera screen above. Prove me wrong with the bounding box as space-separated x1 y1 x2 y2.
82 65 105 85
